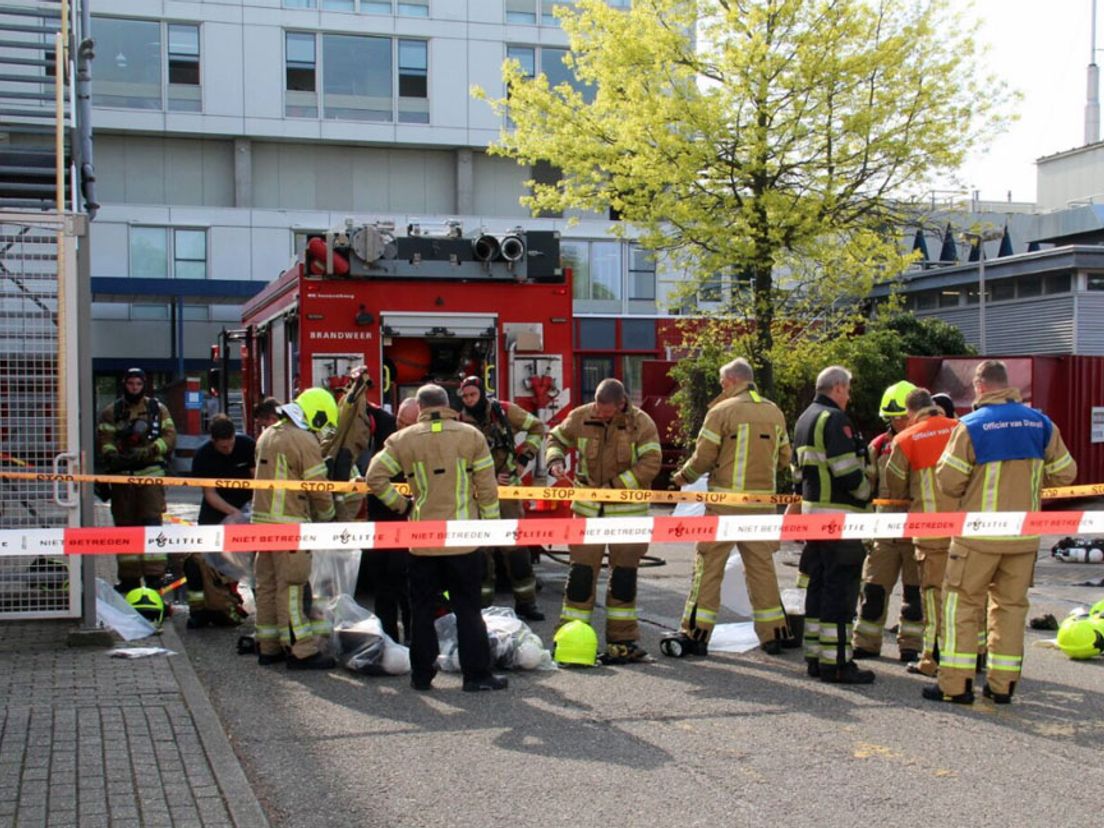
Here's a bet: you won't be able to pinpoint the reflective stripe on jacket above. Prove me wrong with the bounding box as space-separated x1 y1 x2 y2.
546 402 661 517
251 420 335 524
96 397 177 477
935 388 1077 552
365 406 500 555
884 408 958 546
459 398 545 481
676 381 790 511
792 394 872 513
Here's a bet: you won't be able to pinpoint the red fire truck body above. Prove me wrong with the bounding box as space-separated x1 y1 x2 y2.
238 223 574 436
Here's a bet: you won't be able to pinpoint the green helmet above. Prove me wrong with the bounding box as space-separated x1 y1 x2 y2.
295 387 339 433
1090 598 1104 617
879 380 917 419
1056 615 1104 660
125 586 165 627
553 620 598 666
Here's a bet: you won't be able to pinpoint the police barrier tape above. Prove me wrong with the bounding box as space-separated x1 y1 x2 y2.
2 510 1103 558
3 470 1103 508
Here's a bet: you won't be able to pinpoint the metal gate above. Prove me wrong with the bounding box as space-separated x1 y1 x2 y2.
0 212 81 619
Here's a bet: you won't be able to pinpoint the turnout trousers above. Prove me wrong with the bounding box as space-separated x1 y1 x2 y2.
852 537 923 655
560 542 649 644
480 499 538 607
254 549 321 660
111 484 167 588
408 551 492 685
803 539 866 668
681 505 786 644
938 540 1035 697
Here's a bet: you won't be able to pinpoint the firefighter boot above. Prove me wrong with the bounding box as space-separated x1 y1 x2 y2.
515 602 546 622
660 633 708 658
982 682 1014 705
820 661 875 685
601 641 651 665
462 674 509 692
286 652 336 671
921 679 975 705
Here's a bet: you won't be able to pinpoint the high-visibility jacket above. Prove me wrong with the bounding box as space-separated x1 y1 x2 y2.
884 407 959 547
868 429 905 514
365 406 500 555
936 388 1076 553
792 394 872 514
458 398 545 482
96 396 176 477
546 402 661 517
251 419 335 525
675 381 790 509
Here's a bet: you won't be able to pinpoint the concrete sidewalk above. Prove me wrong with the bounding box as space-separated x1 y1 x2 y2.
0 619 268 828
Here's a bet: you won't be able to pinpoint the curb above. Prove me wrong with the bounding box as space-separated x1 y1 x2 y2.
162 620 271 828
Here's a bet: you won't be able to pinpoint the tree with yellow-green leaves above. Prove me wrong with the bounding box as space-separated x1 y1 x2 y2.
475 0 1011 401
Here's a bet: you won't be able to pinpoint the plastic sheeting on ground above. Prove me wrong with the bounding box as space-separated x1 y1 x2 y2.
706 622 760 653
435 607 556 672
95 577 156 641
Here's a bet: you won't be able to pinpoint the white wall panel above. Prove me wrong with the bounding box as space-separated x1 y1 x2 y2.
203 23 246 117
90 222 129 278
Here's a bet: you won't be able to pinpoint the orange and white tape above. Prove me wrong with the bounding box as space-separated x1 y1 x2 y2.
1 510 1100 558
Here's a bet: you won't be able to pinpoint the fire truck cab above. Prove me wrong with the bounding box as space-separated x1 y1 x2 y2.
235 220 573 442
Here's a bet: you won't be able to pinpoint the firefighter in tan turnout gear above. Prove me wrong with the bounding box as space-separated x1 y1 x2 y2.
457 375 547 620
96 367 177 592
663 358 794 658
251 388 338 670
923 360 1077 705
546 378 662 664
365 383 507 693
852 381 924 663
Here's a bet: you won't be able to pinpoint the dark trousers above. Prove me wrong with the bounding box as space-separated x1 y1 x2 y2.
358 550 411 643
804 539 866 665
408 551 491 683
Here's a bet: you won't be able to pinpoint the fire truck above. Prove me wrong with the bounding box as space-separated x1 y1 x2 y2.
226 219 573 445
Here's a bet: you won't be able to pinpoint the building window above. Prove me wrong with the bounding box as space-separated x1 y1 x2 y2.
991 281 1015 302
911 291 937 311
211 305 244 323
132 303 171 321
1088 274 1104 291
286 34 428 122
167 24 200 111
91 302 130 320
91 18 162 109
398 1 429 15
699 273 723 304
628 247 656 301
283 0 315 7
938 289 961 308
1043 273 1071 295
621 318 656 351
1017 276 1042 298
285 32 317 117
182 304 210 322
506 0 536 22
128 227 207 279
542 1 575 24
576 318 616 350
540 47 593 102
623 355 645 404
579 356 613 399
565 240 622 302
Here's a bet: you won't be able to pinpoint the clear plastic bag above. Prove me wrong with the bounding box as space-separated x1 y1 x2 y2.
309 549 362 602
95 577 156 641
435 606 555 672
325 594 410 676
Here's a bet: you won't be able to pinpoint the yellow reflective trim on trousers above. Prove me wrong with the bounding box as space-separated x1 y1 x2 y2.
255 624 280 641
412 461 430 518
287 585 313 640
455 458 470 519
694 608 717 624
919 468 937 513
752 606 785 622
733 423 750 492
923 588 938 654
606 606 637 620
981 464 1001 512
796 573 810 589
987 654 1022 671
900 621 924 636
943 591 958 661
683 554 706 625
273 453 288 519
855 619 882 636
942 653 976 669
560 605 593 622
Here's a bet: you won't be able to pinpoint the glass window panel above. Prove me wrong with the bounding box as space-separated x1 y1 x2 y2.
577 319 616 350
168 26 201 110
323 34 392 121
507 46 535 78
1017 276 1042 298
562 241 589 300
211 304 244 323
129 227 168 277
990 281 1015 302
175 229 206 261
398 40 428 113
912 291 937 310
283 0 316 6
938 289 960 308
92 18 162 109
92 302 129 320
542 0 574 24
361 1 391 10
286 32 317 116
628 246 655 300
398 1 429 15
589 242 621 300
323 0 355 8
174 260 207 279
182 304 209 321
1088 274 1104 291
621 319 656 350
168 25 198 57
622 355 645 404
1044 273 1071 294
580 356 613 399
132 303 170 321
506 0 537 23
699 273 722 303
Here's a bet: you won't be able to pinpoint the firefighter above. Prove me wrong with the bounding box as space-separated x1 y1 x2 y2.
396 397 420 428
665 358 794 656
252 397 280 437
457 375 546 621
365 383 507 692
320 368 409 642
924 359 1077 704
793 366 875 684
96 367 177 592
185 414 253 628
882 388 961 676
852 381 924 662
546 378 662 664
251 388 338 670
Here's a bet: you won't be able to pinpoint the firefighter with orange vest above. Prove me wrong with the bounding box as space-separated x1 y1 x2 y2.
851 380 924 663
923 360 1077 704
457 375 546 620
251 388 338 670
663 358 794 657
546 378 662 664
882 387 959 676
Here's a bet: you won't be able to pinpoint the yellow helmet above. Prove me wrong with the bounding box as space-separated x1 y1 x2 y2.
1056 615 1104 660
879 380 917 419
295 387 338 433
125 586 165 627
553 620 598 666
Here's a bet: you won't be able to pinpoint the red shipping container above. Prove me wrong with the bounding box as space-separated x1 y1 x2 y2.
906 355 1104 489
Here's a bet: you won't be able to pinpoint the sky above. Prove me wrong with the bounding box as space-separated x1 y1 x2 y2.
949 0 1094 203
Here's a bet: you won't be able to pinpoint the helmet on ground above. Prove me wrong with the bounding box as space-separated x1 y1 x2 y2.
1056 615 1104 660
1090 598 1104 617
296 387 339 432
553 620 598 666
879 380 917 419
126 586 165 627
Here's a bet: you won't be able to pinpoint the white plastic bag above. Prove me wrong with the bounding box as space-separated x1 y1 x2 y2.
326 594 410 675
707 622 760 653
95 578 156 641
435 606 556 672
310 549 362 602
719 554 752 618
672 475 708 518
